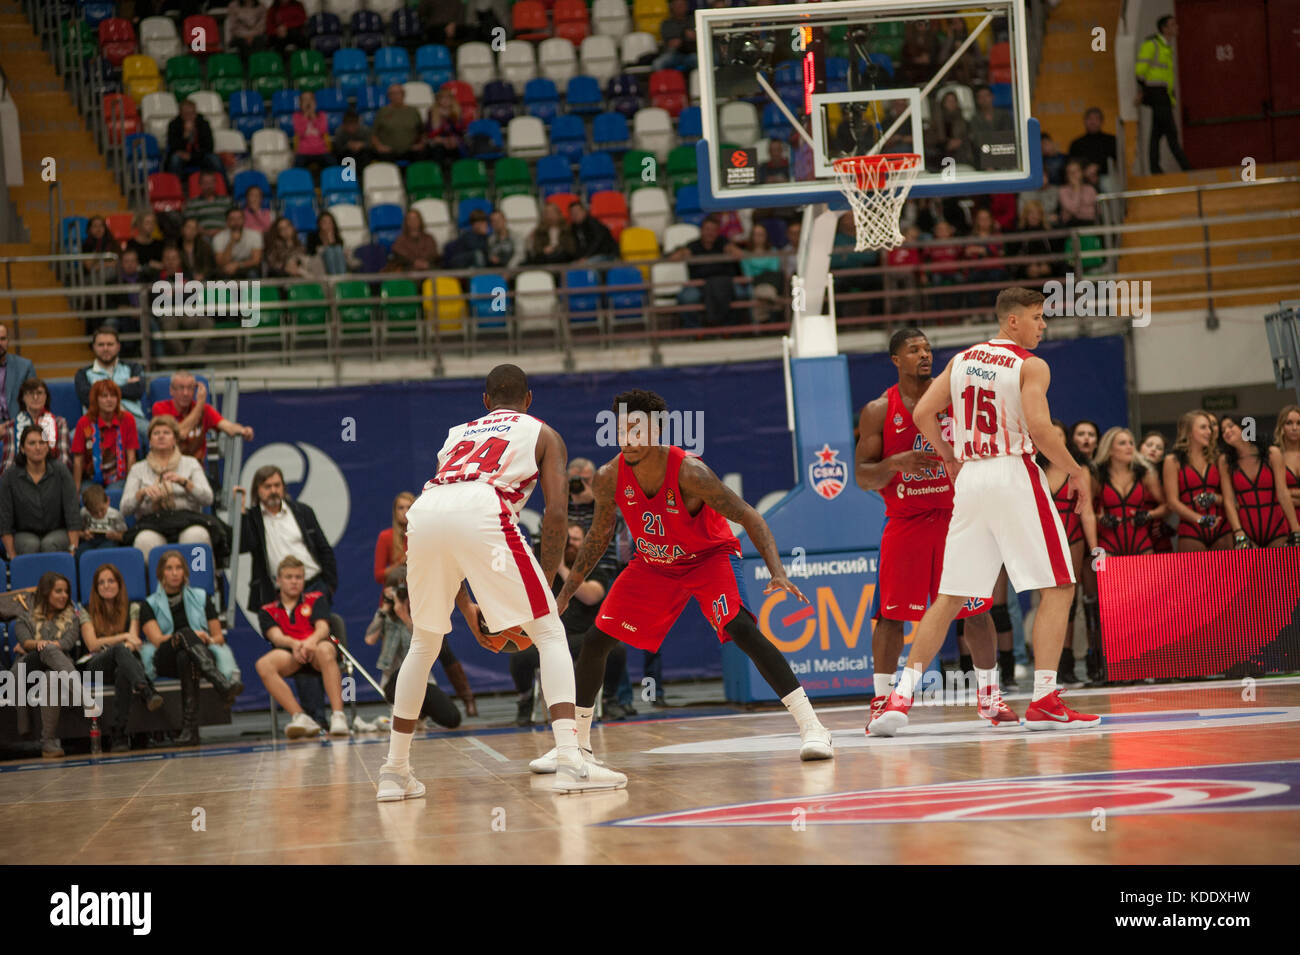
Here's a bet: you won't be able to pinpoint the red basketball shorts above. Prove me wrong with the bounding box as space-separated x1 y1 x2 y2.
594 550 747 652
873 509 993 622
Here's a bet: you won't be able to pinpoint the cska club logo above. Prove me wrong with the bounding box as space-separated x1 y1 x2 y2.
808 444 848 500
624 486 634 499
892 413 903 427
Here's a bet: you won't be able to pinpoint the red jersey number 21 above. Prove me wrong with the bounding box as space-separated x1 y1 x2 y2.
960 386 999 436
438 437 509 480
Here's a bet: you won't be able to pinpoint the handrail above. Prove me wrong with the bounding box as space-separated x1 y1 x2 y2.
1097 175 1300 203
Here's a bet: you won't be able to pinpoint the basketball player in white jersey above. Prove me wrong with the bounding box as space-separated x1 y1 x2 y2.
377 365 627 800
869 288 1100 735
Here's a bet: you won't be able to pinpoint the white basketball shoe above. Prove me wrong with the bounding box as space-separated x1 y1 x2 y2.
376 762 426 802
552 751 628 794
799 725 835 760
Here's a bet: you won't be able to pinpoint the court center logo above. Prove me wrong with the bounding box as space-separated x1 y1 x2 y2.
232 443 350 633
808 444 848 500
1042 273 1152 328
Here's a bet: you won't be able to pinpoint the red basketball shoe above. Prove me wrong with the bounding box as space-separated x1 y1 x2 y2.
865 695 888 734
867 692 912 737
1024 690 1101 730
977 688 1020 726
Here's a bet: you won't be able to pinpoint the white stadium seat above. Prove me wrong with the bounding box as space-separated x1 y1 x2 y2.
500 194 539 246
506 116 549 160
187 90 227 130
411 198 453 247
579 36 619 85
651 261 689 303
592 0 631 37
538 37 578 87
499 42 537 87
402 82 434 112
620 32 658 67
661 222 700 254
362 161 407 209
456 42 497 95
629 187 671 239
515 270 560 333
330 203 369 249
632 107 673 160
720 101 760 147
141 91 178 142
139 17 181 66
250 129 293 183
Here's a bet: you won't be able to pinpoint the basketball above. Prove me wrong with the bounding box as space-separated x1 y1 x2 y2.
477 610 533 653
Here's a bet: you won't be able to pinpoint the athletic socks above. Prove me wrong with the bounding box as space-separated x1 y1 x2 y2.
895 665 923 701
976 668 998 694
873 673 893 697
386 728 413 771
781 687 824 733
1032 670 1058 702
552 717 581 759
575 706 594 750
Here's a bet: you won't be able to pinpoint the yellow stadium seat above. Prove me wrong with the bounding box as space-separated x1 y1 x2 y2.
619 226 661 280
633 0 668 39
423 276 466 334
961 16 993 54
126 75 164 101
123 54 163 101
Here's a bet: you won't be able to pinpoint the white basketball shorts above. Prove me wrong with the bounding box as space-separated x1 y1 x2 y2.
405 481 555 634
938 454 1076 598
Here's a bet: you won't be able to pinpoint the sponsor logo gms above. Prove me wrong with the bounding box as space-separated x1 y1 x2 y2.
49 885 151 935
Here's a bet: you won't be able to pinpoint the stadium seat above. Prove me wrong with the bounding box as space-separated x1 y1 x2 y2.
824 57 849 93
11 553 77 593
579 151 617 194
270 88 299 136
553 0 589 45
307 13 343 56
566 75 603 116
991 82 1013 110
286 201 318 236
606 264 646 324
249 51 288 100
456 42 496 95
315 87 347 130
622 147 658 191
720 101 760 146
363 162 406 208
674 184 703 225
380 279 421 337
524 77 560 125
662 221 699 254
106 213 135 245
78 548 147 603
469 273 509 328
391 9 423 49
423 276 467 335
81 2 116 30
589 190 628 238
185 169 227 199
629 186 671 238
666 143 697 190
512 0 550 42
620 32 657 67
402 81 436 112
289 49 329 92
321 165 361 206
936 82 975 121
618 226 660 277
287 282 328 332
564 268 602 324
500 194 539 245
165 54 202 99
186 90 227 131
332 48 369 98
411 198 453 246
499 41 537 88
632 0 667 37
367 0 406 15
592 0 631 38
357 84 389 126
415 44 453 88
577 36 619 87
98 18 138 67
536 153 574 198
350 11 384 55
125 133 161 175
182 15 221 55
464 118 504 160
450 159 490 201
334 280 372 330
140 91 178 142
492 157 533 198
229 91 266 138
61 21 98 63
276 167 315 205
592 111 631 155
550 113 587 164
148 172 184 213
457 197 493 230
61 216 89 253
649 69 687 117
232 169 271 203
123 54 163 102
368 204 404 247
406 161 445 202
507 115 548 160
330 203 368 248
206 53 245 99
213 128 247 159
547 191 580 220
139 16 181 66
374 46 411 88
101 94 141 144
144 543 213 595
538 37 578 87
651 260 688 302
760 103 787 141
632 107 673 159
989 42 1012 84
251 129 293 183
677 105 702 141
515 271 559 333
607 72 641 118
481 79 519 125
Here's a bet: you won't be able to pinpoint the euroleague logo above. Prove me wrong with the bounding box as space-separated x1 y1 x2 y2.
730 150 749 168
809 444 847 500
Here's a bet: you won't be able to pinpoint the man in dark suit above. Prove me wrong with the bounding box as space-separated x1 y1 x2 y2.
238 464 338 609
0 323 37 428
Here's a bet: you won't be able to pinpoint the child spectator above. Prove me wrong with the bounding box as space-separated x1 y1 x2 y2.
241 184 272 234
78 483 127 553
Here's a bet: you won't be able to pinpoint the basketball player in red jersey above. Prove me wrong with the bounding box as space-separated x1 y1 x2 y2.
855 327 1019 731
377 365 627 800
529 389 834 771
870 288 1099 735
1162 410 1231 551
1217 413 1300 547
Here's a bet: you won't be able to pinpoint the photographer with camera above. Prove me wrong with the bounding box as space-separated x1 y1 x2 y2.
365 577 465 730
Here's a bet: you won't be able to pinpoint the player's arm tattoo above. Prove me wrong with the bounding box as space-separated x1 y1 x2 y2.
558 462 618 600
678 458 785 578
538 427 570 585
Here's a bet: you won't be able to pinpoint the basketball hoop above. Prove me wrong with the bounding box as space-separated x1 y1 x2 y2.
832 153 922 253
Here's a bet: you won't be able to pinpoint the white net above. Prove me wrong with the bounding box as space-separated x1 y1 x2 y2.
832 154 923 253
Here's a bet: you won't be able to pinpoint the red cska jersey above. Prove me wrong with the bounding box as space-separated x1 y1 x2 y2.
617 445 740 572
880 384 955 517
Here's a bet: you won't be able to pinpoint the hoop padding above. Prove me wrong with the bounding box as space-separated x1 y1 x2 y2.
832 154 922 252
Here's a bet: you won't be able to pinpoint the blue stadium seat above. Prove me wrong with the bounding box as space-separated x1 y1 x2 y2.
315 87 347 131
536 153 573 198
286 202 318 236
229 91 266 139
592 111 629 152
674 184 703 225
332 48 369 98
368 203 404 247
868 53 894 79
465 118 505 160
271 88 300 137
606 265 645 316
415 44 453 88
677 105 701 141
565 75 603 115
991 82 1013 109
825 57 849 93
357 84 388 126
0 556 6 590
607 74 641 118
81 1 115 28
524 77 560 125
61 216 89 252
146 375 212 415
79 547 148 603
564 268 601 323
469 273 509 326
759 216 788 249
761 103 786 141
232 169 271 203
307 13 342 56
350 11 384 55
550 114 586 165
11 553 77 593
145 543 215 595
579 151 617 194
456 197 493 230
392 9 423 48
47 379 82 424
374 46 411 88
481 80 518 125
276 167 315 204
124 132 161 174
320 165 360 206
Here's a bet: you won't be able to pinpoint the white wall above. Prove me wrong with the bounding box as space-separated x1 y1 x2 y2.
1132 305 1277 392
0 94 21 187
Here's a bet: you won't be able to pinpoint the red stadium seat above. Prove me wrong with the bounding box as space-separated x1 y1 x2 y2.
553 0 589 44
589 190 628 239
183 15 222 55
989 42 1012 84
649 70 687 116
106 213 135 244
512 0 551 42
148 173 185 213
101 93 140 144
546 191 580 220
186 170 229 197
440 80 479 121
98 18 138 67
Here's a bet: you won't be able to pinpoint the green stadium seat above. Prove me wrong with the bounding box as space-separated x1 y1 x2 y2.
405 161 445 201
287 282 327 330
492 157 533 199
450 159 489 201
165 54 202 99
289 50 329 93
381 279 420 334
336 281 373 329
622 148 658 192
206 53 245 98
667 145 698 192
248 51 287 99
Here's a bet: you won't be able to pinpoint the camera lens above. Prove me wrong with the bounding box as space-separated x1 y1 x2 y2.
569 477 586 494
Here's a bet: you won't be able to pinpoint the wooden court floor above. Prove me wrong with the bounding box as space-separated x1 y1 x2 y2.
3 679 1298 864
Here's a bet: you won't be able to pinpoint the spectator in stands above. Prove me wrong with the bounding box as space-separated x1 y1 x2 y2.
1018 169 1060 226
332 109 372 169
264 216 315 278
127 212 165 274
351 237 393 274
781 220 802 276
77 484 126 554
109 249 146 343
374 491 415 586
75 326 146 439
0 427 80 558
81 216 119 285
673 214 742 329
141 550 242 747
83 562 165 752
884 224 923 314
420 0 465 47
759 140 791 184
372 84 425 162
1008 199 1056 281
306 212 354 275
2 378 70 474
716 210 745 242
740 223 783 324
71 380 139 492
1069 419 1100 461
255 555 350 738
962 206 1007 304
525 204 577 265
653 0 697 72
178 217 218 279
225 0 269 60
1041 132 1067 185
1057 159 1098 227
425 86 467 174
486 210 515 268
937 16 981 85
291 90 331 177
238 464 337 609
165 99 223 181
899 20 940 86
568 201 617 263
152 371 254 462
213 208 264 280
240 184 272 235
924 219 963 313
926 90 974 168
1068 108 1117 178
156 244 183 284
390 209 439 271
154 249 216 355
10 572 85 757
265 0 307 54
182 174 231 242
366 577 464 729
121 415 215 559
830 212 879 317
968 85 1014 170
441 209 489 268
1135 16 1190 174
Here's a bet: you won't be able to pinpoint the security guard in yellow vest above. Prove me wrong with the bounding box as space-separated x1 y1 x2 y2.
1135 15 1190 173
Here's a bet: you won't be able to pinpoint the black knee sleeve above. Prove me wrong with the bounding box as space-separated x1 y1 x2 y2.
575 624 620 708
991 603 1012 632
725 609 800 698
1082 596 1101 632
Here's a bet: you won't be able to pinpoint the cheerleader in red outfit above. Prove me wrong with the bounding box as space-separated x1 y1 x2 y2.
1277 405 1300 515
1218 414 1300 548
1094 427 1168 556
1139 430 1174 553
1163 409 1232 551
